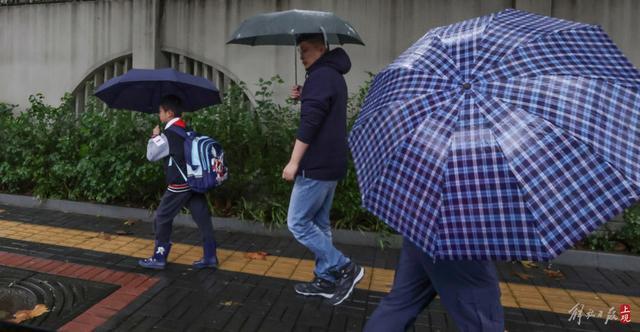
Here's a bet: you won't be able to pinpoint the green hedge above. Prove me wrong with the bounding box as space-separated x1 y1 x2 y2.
1 76 638 254
0 76 391 237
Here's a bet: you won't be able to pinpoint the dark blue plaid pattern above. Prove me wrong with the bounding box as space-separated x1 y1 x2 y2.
348 9 640 261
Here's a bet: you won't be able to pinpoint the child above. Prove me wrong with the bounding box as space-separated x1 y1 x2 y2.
140 95 218 270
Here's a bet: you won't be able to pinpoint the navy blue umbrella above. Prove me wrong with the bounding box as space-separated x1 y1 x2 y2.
349 9 640 261
94 68 221 113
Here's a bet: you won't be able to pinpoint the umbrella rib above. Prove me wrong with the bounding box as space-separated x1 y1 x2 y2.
486 76 640 176
472 95 557 255
492 76 639 134
355 89 460 201
352 88 452 147
359 70 453 120
471 19 590 78
477 94 639 256
405 93 465 258
493 91 640 190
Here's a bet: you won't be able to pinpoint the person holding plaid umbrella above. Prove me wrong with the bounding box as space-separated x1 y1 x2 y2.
355 9 640 331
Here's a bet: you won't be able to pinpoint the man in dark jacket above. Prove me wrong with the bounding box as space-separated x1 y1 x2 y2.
139 95 218 270
283 34 363 306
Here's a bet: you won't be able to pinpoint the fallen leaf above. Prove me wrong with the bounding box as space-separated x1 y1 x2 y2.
244 251 269 260
8 304 49 324
614 242 627 252
544 269 565 280
30 305 48 317
520 261 538 269
115 230 132 235
123 219 138 226
220 301 240 307
97 232 112 240
515 272 533 281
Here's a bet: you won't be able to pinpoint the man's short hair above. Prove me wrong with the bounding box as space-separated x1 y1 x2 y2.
159 95 183 117
296 33 325 46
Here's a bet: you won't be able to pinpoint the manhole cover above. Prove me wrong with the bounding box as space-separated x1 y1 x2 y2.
0 287 38 318
0 266 119 329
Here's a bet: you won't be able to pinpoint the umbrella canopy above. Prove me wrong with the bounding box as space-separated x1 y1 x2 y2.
94 68 221 113
227 9 364 46
348 9 640 261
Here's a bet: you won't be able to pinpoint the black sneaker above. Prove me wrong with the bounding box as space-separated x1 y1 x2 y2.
294 277 336 299
328 261 364 306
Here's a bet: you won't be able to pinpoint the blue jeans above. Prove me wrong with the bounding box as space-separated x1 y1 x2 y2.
364 239 504 332
287 176 349 282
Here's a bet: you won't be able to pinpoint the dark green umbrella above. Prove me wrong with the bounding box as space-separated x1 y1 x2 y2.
227 9 364 85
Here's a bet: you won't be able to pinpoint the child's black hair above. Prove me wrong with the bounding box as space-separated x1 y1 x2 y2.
160 95 183 117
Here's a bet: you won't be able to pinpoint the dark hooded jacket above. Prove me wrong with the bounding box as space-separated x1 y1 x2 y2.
296 47 351 181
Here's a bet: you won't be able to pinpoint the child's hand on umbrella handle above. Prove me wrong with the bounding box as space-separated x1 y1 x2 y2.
290 85 302 100
152 125 160 137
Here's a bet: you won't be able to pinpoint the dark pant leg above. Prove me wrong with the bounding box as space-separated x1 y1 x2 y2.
154 190 192 243
187 192 214 242
421 248 504 332
363 239 437 332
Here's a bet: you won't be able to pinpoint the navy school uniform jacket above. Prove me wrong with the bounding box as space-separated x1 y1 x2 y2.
146 118 190 193
296 47 351 181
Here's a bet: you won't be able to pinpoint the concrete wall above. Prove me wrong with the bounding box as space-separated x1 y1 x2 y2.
1 0 640 107
515 0 640 70
0 0 135 107
162 0 513 103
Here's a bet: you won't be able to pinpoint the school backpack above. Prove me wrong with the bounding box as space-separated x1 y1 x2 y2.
167 126 228 193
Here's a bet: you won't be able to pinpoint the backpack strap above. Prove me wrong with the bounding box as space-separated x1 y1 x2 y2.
165 125 189 182
169 156 188 182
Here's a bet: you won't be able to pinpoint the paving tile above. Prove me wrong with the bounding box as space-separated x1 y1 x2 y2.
1 204 640 331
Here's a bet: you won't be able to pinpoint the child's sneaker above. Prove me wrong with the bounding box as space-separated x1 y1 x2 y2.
138 242 172 270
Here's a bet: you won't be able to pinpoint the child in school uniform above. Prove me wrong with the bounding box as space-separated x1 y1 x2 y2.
140 95 218 270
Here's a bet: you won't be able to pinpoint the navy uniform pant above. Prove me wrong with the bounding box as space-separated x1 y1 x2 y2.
154 190 214 243
364 239 504 332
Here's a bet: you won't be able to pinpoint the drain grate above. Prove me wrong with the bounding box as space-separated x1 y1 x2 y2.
0 266 119 329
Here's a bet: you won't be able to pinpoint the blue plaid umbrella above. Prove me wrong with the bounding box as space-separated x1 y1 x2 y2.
348 9 640 261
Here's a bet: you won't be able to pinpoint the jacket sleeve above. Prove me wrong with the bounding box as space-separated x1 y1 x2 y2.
146 134 170 162
296 69 334 144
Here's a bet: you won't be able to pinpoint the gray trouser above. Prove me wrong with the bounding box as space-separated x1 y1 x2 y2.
154 190 214 243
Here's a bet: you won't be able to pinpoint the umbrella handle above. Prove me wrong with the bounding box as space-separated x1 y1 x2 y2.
320 26 330 51
292 34 299 105
294 46 298 86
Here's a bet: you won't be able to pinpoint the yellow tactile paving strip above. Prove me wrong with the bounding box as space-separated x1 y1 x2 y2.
0 218 639 317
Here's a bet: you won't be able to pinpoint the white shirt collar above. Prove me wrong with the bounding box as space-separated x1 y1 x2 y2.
164 117 181 130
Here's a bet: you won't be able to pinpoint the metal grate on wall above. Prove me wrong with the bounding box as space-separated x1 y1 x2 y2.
163 50 249 102
72 54 132 115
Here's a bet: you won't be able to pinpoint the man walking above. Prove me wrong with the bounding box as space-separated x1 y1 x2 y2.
283 33 363 306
